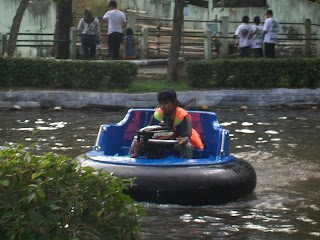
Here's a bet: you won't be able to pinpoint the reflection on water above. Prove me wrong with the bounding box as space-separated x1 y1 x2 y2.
1 109 320 239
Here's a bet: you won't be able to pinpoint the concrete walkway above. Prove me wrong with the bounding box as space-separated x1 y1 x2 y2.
1 88 319 110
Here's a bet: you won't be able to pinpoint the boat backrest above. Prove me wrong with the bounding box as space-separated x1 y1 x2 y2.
100 109 228 157
188 111 224 156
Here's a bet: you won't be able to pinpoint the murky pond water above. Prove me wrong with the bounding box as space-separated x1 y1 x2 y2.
1 109 320 239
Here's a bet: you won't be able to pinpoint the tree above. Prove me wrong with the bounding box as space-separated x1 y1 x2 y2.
167 0 185 82
6 0 30 57
53 0 73 59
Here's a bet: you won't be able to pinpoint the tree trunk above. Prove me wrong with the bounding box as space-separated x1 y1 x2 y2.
53 0 73 59
167 0 185 82
6 0 30 57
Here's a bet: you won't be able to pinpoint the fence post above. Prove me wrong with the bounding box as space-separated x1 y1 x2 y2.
69 27 77 60
127 12 136 34
221 16 229 57
141 26 148 59
0 33 8 56
204 30 212 60
304 19 311 57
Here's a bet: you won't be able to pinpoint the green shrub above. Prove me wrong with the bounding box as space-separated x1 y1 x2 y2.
185 58 320 89
0 145 144 240
0 58 138 90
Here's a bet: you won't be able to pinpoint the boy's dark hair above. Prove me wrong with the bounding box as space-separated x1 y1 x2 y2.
254 16 260 24
157 88 177 102
242 15 249 24
266 9 273 16
108 0 117 8
126 28 133 35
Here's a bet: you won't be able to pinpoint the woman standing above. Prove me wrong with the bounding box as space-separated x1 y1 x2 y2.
77 9 100 60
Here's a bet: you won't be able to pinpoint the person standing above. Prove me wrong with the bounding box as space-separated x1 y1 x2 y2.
234 15 252 58
103 0 127 60
250 16 263 58
123 28 136 59
77 9 100 60
263 9 280 58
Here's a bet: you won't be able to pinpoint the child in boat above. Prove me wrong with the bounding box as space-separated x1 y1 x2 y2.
129 88 204 158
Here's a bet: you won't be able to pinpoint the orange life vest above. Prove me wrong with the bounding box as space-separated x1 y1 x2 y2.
154 107 204 149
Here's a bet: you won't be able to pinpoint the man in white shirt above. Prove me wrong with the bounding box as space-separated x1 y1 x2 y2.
234 15 252 58
103 0 127 60
263 9 280 58
250 16 263 58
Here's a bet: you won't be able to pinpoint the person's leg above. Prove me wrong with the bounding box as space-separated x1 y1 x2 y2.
239 47 244 58
81 35 89 60
244 46 250 58
108 33 116 60
114 32 123 60
270 43 275 58
128 137 138 155
88 35 96 59
258 48 263 58
175 142 194 159
265 42 272 58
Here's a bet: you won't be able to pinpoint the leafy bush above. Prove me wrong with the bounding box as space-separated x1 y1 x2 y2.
185 58 320 89
0 145 144 240
0 58 138 90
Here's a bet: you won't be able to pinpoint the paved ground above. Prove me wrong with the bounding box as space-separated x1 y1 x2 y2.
138 65 167 75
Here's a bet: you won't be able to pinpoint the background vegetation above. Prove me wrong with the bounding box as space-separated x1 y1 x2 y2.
1 57 319 92
0 145 144 240
185 58 320 89
0 58 138 90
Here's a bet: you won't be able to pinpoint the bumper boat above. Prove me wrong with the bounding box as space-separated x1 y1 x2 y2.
77 109 256 205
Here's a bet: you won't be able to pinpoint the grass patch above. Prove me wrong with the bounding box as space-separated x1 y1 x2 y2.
126 74 193 92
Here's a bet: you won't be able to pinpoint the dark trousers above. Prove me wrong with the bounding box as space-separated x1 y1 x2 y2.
108 32 123 60
240 46 250 58
81 34 96 60
253 48 263 58
265 42 276 58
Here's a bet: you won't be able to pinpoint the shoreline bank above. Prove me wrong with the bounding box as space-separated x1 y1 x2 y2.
1 88 319 110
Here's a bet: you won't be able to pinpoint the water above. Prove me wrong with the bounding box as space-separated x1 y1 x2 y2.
1 109 320 239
